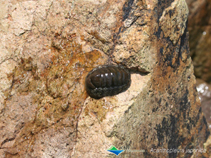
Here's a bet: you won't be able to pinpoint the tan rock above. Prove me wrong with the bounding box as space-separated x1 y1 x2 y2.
0 0 209 158
160 0 189 45
187 0 211 83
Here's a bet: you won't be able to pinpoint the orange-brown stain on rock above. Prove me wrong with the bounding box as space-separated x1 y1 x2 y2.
84 98 116 122
3 33 108 157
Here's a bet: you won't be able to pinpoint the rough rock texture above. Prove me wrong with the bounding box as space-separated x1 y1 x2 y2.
196 79 211 129
195 79 211 157
186 0 211 156
186 0 211 83
0 0 210 158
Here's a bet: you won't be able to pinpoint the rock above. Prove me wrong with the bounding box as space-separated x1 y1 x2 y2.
204 135 211 158
186 0 211 83
196 79 211 129
0 0 210 158
196 79 211 157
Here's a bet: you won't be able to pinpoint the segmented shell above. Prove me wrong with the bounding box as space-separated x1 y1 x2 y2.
85 65 131 99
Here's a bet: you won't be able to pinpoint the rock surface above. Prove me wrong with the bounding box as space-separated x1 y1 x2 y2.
196 79 211 129
0 0 210 158
186 0 211 156
187 0 211 83
195 79 211 157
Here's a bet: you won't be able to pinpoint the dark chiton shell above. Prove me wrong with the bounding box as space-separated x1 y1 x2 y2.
85 65 131 99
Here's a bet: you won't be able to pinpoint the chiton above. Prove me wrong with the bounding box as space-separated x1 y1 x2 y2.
85 65 131 99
